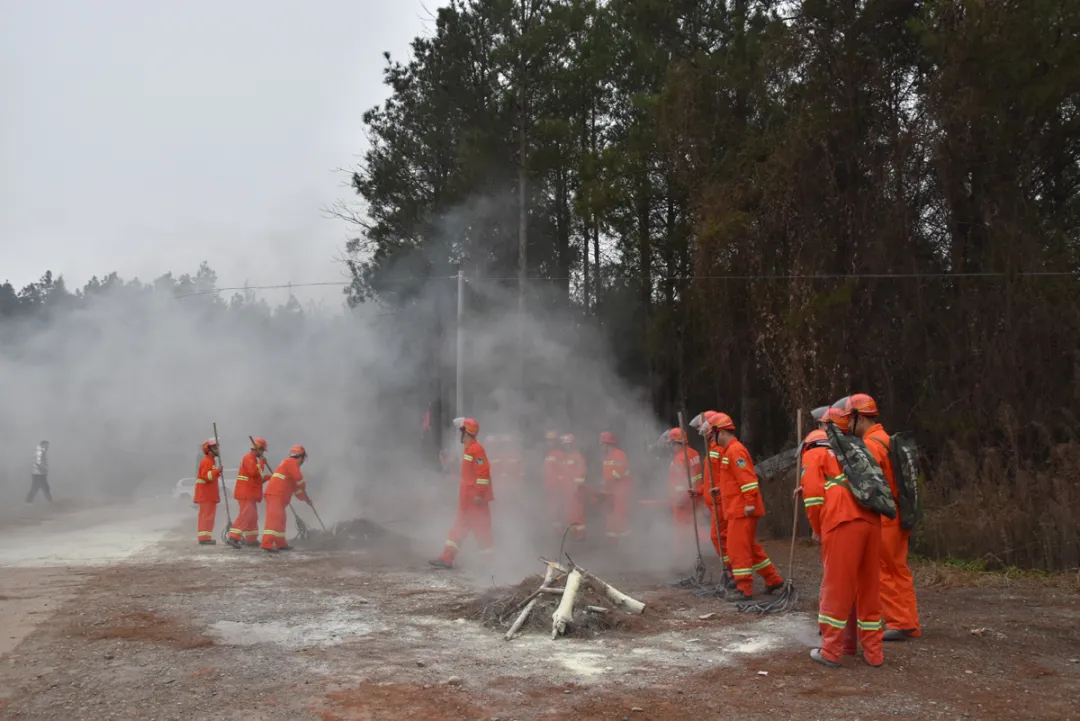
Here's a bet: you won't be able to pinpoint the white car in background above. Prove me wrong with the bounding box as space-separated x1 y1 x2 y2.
172 469 239 503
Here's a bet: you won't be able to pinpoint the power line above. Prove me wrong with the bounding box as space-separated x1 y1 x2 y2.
174 269 1080 298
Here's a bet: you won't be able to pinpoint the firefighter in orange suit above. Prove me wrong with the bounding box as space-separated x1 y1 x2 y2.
228 437 272 548
195 438 221 545
811 407 884 668
846 393 921 641
666 428 703 555
561 434 588 541
697 412 733 582
431 418 494 568
543 431 565 532
260 445 310 552
798 429 830 540
710 413 784 601
599 431 631 545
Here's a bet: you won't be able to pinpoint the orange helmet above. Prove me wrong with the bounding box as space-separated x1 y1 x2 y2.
289 444 307 458
599 431 617 445
251 437 267 451
201 438 218 454
459 418 480 435
845 393 879 417
707 412 736 432
668 427 687 444
545 430 559 442
560 433 575 445
822 407 852 432
802 429 828 447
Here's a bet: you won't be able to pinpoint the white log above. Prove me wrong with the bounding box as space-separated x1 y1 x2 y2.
585 605 609 614
504 564 557 641
582 571 646 614
538 587 566 595
551 569 584 639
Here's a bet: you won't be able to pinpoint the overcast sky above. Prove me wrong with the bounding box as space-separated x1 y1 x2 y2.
1 0 440 306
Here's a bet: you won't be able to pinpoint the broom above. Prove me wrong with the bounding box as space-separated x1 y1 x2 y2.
737 408 802 614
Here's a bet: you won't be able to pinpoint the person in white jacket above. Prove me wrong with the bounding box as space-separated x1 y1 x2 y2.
26 440 52 504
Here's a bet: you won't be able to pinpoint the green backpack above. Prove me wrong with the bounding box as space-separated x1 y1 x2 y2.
824 423 897 519
870 432 923 531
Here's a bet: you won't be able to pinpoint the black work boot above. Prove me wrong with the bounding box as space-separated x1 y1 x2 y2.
725 589 752 602
764 582 786 595
263 547 279 554
429 558 454 570
883 629 912 642
226 539 242 549
199 540 217 546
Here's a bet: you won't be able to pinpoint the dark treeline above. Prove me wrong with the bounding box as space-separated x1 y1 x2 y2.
344 0 1080 569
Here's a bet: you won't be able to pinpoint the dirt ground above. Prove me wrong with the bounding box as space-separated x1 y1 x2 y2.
1 507 1079 721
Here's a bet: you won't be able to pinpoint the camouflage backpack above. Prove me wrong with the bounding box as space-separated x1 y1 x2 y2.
824 423 897 519
870 432 922 531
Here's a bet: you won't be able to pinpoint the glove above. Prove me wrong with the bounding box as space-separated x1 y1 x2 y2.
812 532 821 544
744 505 755 517
792 486 803 499
709 487 720 496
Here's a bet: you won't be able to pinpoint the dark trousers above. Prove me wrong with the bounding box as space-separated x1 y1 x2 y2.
27 474 52 503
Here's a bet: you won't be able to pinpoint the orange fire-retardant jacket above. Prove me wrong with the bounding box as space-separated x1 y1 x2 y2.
265 457 309 503
194 453 221 504
602 447 630 488
460 439 493 503
820 450 881 535
668 447 702 508
800 444 829 536
703 439 725 518
234 451 271 502
863 423 898 501
544 448 565 492
562 451 587 491
717 438 764 519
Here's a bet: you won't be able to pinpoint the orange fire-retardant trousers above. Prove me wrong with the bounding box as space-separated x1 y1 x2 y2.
818 518 884 665
197 502 217 542
261 495 290 549
707 510 731 572
728 516 783 595
565 487 587 540
439 502 494 564
229 500 261 545
604 482 631 545
880 515 921 635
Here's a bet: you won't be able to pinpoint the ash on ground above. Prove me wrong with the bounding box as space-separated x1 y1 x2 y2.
294 518 406 551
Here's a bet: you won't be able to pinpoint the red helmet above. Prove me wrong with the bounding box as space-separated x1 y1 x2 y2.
802 429 828 447
251 437 267 451
289 444 307 458
822 407 852 432
668 427 686 444
599 431 617 445
459 418 480 435
707 412 736 432
201 438 218 454
560 433 575 445
845 393 879 417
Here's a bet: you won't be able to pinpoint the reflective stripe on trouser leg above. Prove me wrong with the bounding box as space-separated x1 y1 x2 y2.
819 518 883 664
197 502 217 541
261 495 288 549
880 516 920 635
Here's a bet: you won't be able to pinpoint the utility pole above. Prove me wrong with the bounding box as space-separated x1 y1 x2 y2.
456 269 465 419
